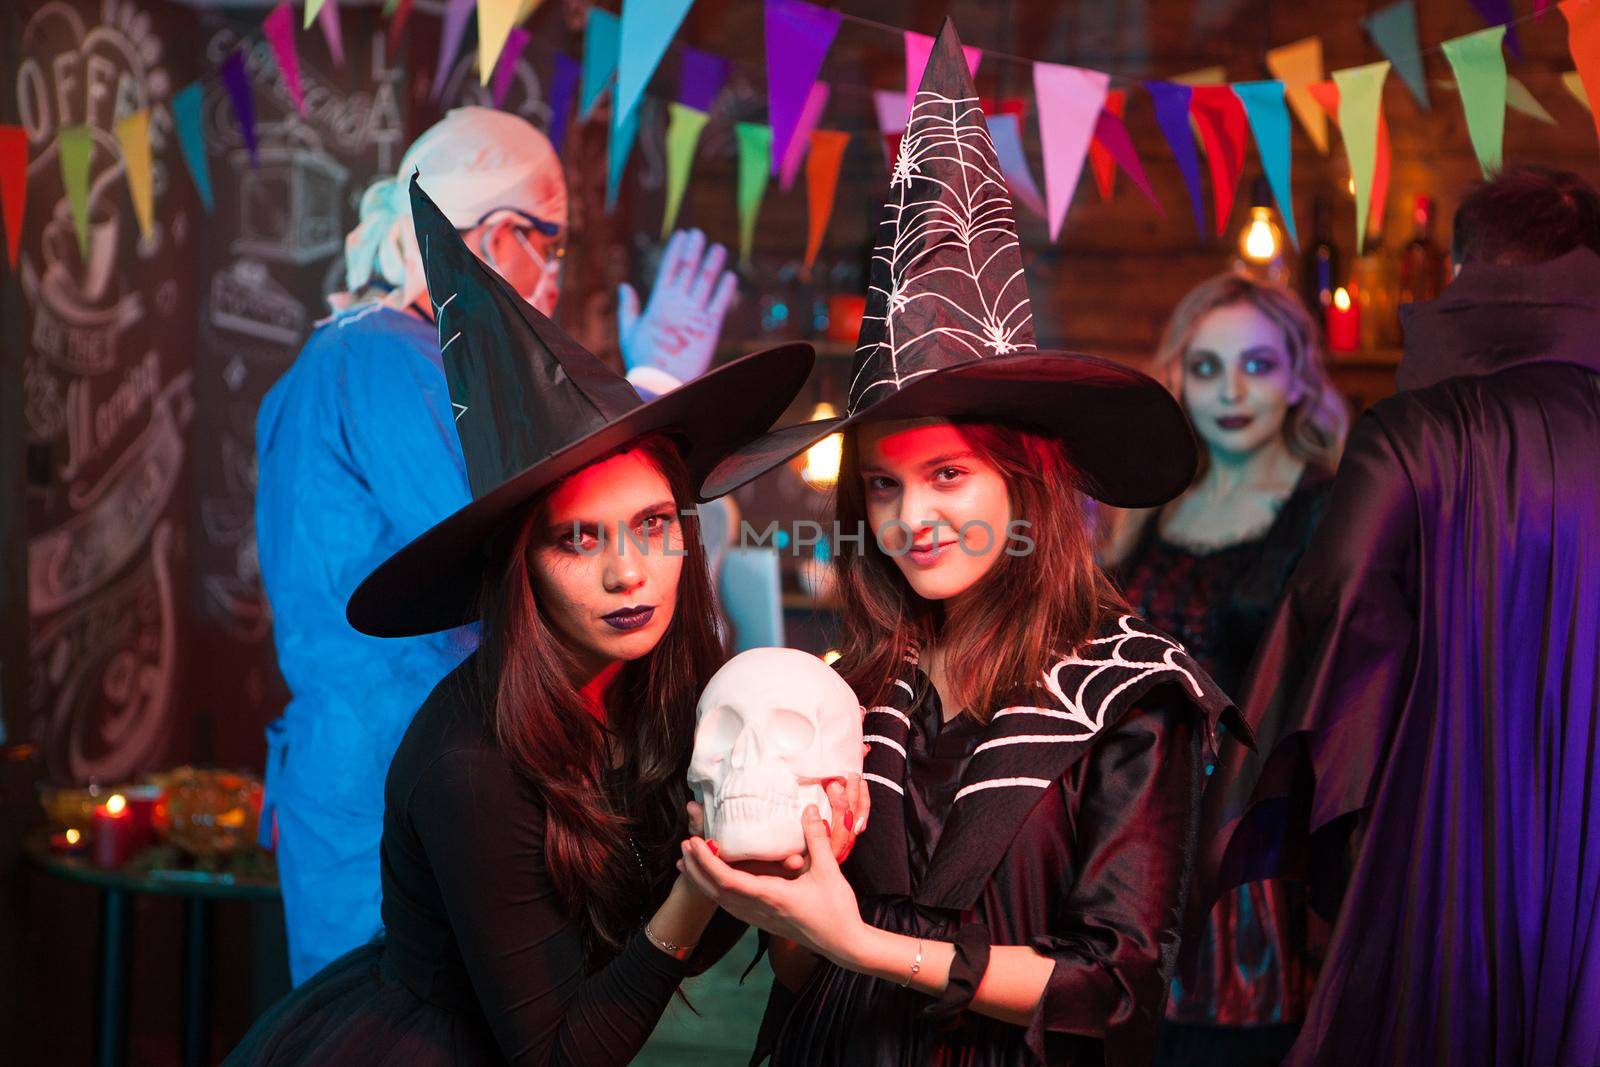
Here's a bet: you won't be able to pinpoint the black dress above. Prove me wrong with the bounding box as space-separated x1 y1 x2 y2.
226 655 741 1066
758 615 1237 1066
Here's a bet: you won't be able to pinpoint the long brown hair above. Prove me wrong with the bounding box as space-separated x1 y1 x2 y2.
473 434 723 962
832 420 1126 718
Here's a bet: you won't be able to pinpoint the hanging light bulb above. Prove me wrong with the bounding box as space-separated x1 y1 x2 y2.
1239 206 1282 265
799 402 842 490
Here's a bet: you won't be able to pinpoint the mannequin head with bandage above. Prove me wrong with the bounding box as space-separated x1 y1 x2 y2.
335 107 568 315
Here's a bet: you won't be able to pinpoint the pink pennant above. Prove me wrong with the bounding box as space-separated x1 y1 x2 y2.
1190 85 1250 234
492 26 532 109
1092 107 1163 216
318 0 345 68
779 81 830 192
904 30 981 112
1033 61 1110 241
874 90 907 167
262 4 305 115
1088 89 1126 201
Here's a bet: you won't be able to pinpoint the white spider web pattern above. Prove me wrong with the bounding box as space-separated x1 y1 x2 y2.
848 88 1037 414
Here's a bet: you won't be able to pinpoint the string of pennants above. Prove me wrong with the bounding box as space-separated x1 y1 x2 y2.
4 0 1600 276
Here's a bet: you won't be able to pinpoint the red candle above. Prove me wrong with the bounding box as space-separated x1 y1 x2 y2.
123 784 162 852
92 794 135 869
1326 286 1360 353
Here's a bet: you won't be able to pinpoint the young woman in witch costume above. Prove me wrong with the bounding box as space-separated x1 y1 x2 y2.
681 23 1241 1067
224 179 854 1066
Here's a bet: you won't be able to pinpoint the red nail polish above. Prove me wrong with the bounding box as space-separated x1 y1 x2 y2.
707 840 720 856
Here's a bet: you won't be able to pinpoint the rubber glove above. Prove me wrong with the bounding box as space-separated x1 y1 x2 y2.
618 228 738 383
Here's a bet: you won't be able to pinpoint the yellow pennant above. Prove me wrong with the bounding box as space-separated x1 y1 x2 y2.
1267 37 1330 154
114 109 155 242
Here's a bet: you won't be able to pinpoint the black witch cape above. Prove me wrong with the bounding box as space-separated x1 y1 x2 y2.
1196 248 1600 1067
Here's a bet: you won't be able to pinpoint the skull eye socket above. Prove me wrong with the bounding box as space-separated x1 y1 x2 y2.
701 704 745 755
767 707 817 754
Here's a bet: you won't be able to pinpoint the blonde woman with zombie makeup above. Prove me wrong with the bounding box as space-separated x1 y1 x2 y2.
224 180 866 1066
681 23 1242 1067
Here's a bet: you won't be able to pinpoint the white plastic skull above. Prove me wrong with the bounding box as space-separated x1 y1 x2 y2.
687 647 863 862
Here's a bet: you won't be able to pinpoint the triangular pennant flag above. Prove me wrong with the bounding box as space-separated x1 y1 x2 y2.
1306 78 1391 236
478 0 524 86
580 7 621 117
1437 74 1557 123
1091 107 1163 215
803 129 849 270
874 90 908 167
303 0 325 30
1233 81 1298 247
615 0 695 128
904 29 982 114
1442 26 1508 177
58 126 93 256
1267 37 1329 154
606 96 642 210
1469 0 1522 59
386 0 415 56
987 112 1046 218
491 26 533 109
1088 89 1126 201
1190 85 1250 234
431 0 475 101
318 0 345 68
779 81 830 192
1332 60 1390 253
1148 80 1208 236
0 126 28 268
220 50 258 166
1563 0 1600 149
1364 1 1429 110
546 53 581 153
263 4 305 116
114 109 155 242
767 0 842 174
679 44 729 112
734 121 772 267
172 82 213 212
516 0 542 18
662 102 709 237
1033 61 1109 241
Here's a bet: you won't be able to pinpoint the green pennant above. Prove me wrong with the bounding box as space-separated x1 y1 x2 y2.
734 122 772 268
1442 26 1508 177
662 102 709 239
57 124 94 257
1332 61 1390 254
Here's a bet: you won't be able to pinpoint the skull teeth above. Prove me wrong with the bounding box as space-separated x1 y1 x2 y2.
714 794 801 824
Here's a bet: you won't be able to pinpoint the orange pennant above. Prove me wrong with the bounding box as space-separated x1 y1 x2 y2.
804 129 849 271
1562 0 1600 153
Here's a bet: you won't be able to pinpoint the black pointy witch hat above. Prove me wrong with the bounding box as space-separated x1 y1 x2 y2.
703 19 1197 508
347 175 813 638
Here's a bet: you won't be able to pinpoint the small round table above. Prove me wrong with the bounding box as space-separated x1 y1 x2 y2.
24 831 279 1067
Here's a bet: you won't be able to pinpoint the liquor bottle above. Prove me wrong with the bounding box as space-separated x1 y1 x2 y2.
1302 194 1339 314
1397 195 1447 307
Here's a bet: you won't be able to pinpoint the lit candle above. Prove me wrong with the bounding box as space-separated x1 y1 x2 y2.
92 793 134 869
50 827 89 855
1326 286 1361 353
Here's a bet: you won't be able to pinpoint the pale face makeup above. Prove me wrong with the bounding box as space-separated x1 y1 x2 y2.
1178 302 1304 461
529 449 684 677
856 419 1012 603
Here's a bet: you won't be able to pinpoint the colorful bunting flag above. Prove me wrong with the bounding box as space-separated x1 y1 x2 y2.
1307 77 1392 239
1034 61 1108 241
491 26 532 109
1090 107 1163 215
987 112 1046 218
1442 26 1508 177
767 0 843 174
581 7 621 117
1363 1 1429 110
1332 60 1390 253
546 53 581 153
58 126 93 256
606 95 641 209
386 0 415 56
0 125 28 268
662 102 709 237
679 45 730 113
1506 75 1557 123
220 50 258 166
1088 90 1126 201
1233 81 1298 247
779 81 830 192
1148 81 1207 236
172 82 213 212
804 129 849 270
1266 37 1329 154
1468 0 1521 59
735 122 772 267
303 0 326 30
615 0 695 127
1563 0 1600 148
430 0 474 101
114 109 155 242
1190 85 1250 234
318 0 345 68
904 29 982 109
874 90 907 167
263 3 305 116
478 0 527 86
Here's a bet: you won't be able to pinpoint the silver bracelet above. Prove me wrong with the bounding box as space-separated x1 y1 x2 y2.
643 922 694 957
902 939 924 987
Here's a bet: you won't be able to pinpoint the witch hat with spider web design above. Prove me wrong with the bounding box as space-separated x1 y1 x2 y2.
703 18 1198 508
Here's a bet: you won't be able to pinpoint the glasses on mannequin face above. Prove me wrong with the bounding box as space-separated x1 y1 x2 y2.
462 207 567 293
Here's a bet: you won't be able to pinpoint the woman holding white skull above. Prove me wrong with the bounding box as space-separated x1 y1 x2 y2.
680 22 1241 1067
225 180 865 1066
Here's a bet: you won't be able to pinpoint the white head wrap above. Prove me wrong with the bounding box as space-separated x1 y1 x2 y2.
333 107 568 312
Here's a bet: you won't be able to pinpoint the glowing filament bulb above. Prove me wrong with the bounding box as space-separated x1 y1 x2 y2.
800 403 842 490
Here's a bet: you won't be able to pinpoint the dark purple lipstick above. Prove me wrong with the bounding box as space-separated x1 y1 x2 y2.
601 605 655 632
